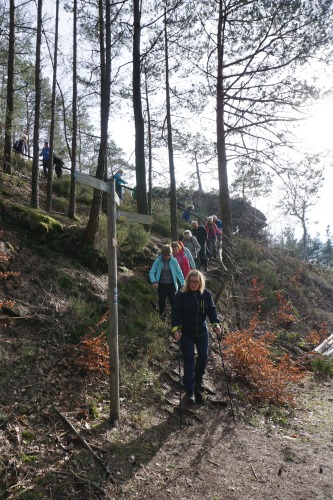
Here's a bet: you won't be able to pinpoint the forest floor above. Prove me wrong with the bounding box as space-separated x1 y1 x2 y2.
1 191 333 498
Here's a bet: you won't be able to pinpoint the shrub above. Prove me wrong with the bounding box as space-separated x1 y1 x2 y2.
152 213 171 237
311 355 333 379
222 314 304 405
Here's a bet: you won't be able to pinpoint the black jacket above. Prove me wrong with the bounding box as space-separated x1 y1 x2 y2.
172 288 220 337
192 226 208 246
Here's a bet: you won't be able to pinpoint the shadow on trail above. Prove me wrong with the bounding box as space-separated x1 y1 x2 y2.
98 412 180 483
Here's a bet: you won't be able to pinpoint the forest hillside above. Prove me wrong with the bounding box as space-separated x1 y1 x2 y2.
1 167 333 499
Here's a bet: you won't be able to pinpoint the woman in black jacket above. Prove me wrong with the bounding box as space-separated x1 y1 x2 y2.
172 270 221 404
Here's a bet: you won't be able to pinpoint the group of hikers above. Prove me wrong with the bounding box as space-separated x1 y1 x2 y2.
13 138 129 191
149 208 223 405
13 135 64 179
181 205 223 272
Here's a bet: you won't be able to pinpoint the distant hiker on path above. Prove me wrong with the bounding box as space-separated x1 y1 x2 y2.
182 205 194 223
191 221 208 271
53 155 64 178
149 245 185 319
112 168 127 200
13 135 28 156
205 216 222 260
40 141 50 178
213 215 223 256
183 230 201 269
172 270 221 404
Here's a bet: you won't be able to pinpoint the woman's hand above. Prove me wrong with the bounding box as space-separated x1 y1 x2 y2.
173 330 182 341
213 324 222 341
152 282 158 289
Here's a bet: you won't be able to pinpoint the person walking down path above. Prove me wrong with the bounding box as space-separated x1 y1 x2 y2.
172 241 191 278
182 205 194 223
149 245 185 319
171 270 222 405
13 135 28 156
112 168 127 200
191 221 208 271
40 141 50 178
183 230 201 269
213 215 223 259
205 216 222 260
177 240 195 270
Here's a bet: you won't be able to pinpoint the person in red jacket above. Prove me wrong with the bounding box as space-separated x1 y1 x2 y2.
205 216 222 260
171 241 191 278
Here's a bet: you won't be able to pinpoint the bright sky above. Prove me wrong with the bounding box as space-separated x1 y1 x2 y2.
44 0 332 241
264 100 333 241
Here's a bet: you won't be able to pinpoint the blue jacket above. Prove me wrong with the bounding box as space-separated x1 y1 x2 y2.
172 288 220 337
149 255 185 290
113 172 127 188
184 247 195 269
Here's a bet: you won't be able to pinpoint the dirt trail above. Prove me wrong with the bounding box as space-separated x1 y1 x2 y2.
110 379 333 499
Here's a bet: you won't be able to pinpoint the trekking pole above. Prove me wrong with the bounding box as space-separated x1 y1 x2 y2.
216 337 236 425
178 342 182 429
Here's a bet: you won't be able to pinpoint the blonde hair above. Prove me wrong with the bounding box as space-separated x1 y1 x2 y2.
171 241 180 249
183 270 205 293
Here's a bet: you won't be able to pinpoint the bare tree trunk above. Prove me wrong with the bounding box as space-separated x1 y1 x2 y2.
145 71 152 216
46 0 60 212
164 8 177 241
216 0 233 272
302 216 308 262
194 151 203 195
84 0 111 243
133 0 148 215
3 0 15 174
68 0 77 219
31 0 43 208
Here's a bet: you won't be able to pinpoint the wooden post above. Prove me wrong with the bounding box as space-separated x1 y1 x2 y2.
107 179 119 427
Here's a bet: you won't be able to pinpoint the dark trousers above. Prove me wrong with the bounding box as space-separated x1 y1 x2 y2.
43 159 49 178
198 244 208 270
207 238 217 259
158 283 176 318
180 332 209 395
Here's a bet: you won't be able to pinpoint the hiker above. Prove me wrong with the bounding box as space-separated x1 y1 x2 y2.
177 240 195 270
13 135 28 156
191 221 208 271
171 241 191 278
213 215 223 257
182 205 194 223
40 141 50 178
172 270 222 404
149 245 185 319
53 155 64 179
112 168 127 200
205 216 222 260
183 230 201 269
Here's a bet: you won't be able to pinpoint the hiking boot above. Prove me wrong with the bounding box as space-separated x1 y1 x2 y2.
195 387 206 404
185 393 195 405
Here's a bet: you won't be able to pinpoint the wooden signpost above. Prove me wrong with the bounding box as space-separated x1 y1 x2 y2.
74 172 153 427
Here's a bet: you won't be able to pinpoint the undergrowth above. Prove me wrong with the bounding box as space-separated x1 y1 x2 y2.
221 277 321 406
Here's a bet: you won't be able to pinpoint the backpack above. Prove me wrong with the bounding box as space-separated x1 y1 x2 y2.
13 140 21 152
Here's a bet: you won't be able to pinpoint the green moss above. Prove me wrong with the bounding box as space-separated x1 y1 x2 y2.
22 430 36 441
19 452 37 464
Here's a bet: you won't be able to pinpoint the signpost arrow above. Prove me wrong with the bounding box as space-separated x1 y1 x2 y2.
117 211 154 225
74 171 120 204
